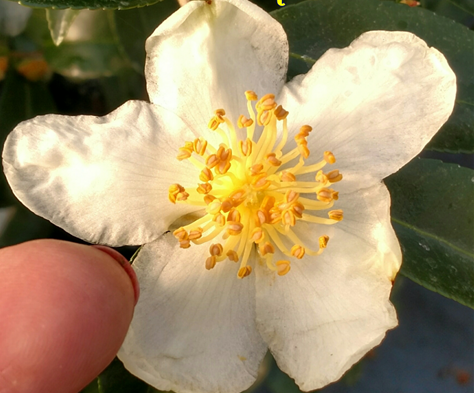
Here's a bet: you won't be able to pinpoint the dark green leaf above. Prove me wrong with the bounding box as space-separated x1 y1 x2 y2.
272 0 474 153
114 0 178 73
12 0 162 11
97 358 150 393
385 158 474 308
0 70 56 207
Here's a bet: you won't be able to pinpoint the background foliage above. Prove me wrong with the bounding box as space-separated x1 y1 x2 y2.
0 0 472 391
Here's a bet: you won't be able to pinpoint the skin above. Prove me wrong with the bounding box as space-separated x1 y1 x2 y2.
0 239 139 393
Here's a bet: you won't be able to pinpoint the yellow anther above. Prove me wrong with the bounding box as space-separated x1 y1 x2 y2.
250 163 264 175
216 160 232 175
257 109 272 126
256 209 268 225
220 198 233 213
285 190 299 204
227 250 239 262
265 152 282 167
260 195 276 212
179 239 191 249
227 221 244 236
214 108 226 120
173 227 188 240
208 117 221 131
188 228 203 240
328 209 344 221
197 182 212 194
213 213 226 227
206 256 217 270
270 211 282 224
276 260 291 276
327 169 343 183
245 90 258 101
199 167 214 182
252 173 271 190
315 170 328 184
176 192 189 201
209 243 224 256
282 210 296 227
206 154 219 169
169 184 185 203
177 147 193 161
274 105 289 120
319 235 330 249
193 138 208 156
208 200 222 215
332 191 339 200
239 138 253 156
227 208 241 223
217 145 232 161
238 115 254 129
291 245 305 259
297 142 310 159
292 202 305 218
299 125 312 135
237 266 252 279
259 242 275 256
229 189 246 206
251 227 265 243
203 194 216 205
257 94 276 111
317 188 336 203
281 171 296 182
324 151 336 164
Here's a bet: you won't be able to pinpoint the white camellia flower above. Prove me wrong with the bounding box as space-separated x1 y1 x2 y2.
2 0 456 392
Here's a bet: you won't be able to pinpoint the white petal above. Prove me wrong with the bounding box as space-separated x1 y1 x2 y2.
2 100 200 246
255 183 400 391
145 0 288 135
0 0 32 36
280 31 456 188
119 233 267 393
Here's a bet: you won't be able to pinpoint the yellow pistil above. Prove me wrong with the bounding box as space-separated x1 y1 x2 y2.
168 91 343 278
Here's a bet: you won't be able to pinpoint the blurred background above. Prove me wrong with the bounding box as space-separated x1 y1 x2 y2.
0 0 472 392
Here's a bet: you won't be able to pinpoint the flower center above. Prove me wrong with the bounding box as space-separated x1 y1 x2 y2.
168 91 343 278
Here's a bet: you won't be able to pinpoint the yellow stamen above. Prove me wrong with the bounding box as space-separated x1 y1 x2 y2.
324 151 336 164
276 260 291 276
328 209 344 221
167 91 343 279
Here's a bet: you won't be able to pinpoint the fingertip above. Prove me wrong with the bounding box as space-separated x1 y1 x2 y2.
0 239 136 393
91 245 140 305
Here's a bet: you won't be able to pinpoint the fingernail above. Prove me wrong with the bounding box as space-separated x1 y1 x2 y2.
91 245 140 305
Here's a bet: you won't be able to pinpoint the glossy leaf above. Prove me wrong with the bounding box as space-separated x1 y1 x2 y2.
272 0 474 153
13 0 162 11
385 158 474 308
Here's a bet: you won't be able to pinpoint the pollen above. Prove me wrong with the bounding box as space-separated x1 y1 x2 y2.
168 91 343 278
